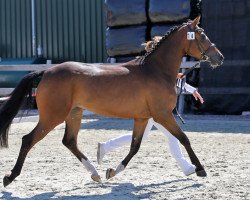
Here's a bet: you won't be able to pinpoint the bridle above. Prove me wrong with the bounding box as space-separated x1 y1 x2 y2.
176 24 216 124
186 24 216 62
175 24 218 123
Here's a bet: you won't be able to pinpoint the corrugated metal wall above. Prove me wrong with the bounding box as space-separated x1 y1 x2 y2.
0 0 32 58
0 0 107 63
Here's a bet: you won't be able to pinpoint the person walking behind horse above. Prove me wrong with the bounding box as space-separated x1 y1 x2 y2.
97 37 204 176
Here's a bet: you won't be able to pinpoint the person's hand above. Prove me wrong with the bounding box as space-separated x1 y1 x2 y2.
177 73 185 79
192 90 204 104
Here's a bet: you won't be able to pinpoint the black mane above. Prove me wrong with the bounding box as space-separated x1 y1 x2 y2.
138 23 187 65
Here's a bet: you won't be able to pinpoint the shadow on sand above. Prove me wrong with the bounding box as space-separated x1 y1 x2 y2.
1 178 203 200
81 115 250 134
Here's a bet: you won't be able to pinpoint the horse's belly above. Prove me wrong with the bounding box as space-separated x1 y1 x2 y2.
76 91 150 119
83 99 149 118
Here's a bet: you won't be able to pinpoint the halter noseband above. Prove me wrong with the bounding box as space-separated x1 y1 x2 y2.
187 25 215 61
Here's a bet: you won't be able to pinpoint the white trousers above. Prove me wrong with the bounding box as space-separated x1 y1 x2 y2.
103 118 195 174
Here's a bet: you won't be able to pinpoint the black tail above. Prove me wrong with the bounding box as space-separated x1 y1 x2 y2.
0 70 45 148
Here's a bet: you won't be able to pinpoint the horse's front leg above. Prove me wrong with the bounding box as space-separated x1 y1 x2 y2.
63 108 101 183
106 118 148 179
154 113 207 177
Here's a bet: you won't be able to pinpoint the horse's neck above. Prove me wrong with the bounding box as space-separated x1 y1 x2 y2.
144 33 185 84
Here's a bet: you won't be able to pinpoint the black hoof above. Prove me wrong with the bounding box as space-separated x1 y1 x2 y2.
3 176 12 187
196 169 207 177
106 168 115 179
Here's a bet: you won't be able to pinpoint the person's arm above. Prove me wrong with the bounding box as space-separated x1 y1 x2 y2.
176 73 204 104
184 83 204 104
183 82 196 94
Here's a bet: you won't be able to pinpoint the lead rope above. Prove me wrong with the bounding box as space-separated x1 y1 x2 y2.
175 62 201 124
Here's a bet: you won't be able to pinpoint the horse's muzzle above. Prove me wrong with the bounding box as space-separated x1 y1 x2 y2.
208 52 224 68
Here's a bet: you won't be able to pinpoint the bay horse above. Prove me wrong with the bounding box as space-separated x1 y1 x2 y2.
0 16 224 187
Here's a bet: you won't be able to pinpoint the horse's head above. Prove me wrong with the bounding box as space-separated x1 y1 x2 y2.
185 16 224 68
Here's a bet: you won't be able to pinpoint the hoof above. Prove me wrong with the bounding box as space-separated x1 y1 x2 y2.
106 168 116 179
91 175 102 183
3 175 12 187
196 169 207 177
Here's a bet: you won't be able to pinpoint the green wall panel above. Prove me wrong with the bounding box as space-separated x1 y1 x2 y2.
0 0 107 63
0 0 32 58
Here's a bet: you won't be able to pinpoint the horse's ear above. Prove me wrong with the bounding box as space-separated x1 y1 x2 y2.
191 15 201 28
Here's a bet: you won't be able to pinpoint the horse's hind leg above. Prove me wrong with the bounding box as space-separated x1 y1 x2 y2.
3 122 54 187
154 113 207 177
62 107 101 182
3 95 71 187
